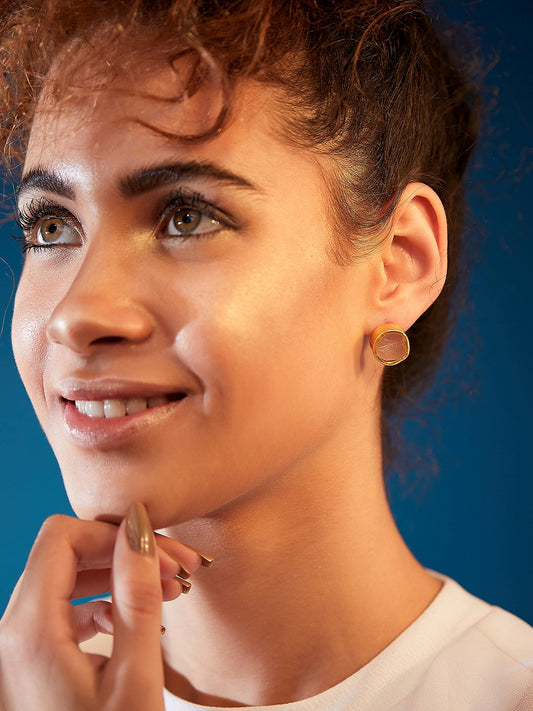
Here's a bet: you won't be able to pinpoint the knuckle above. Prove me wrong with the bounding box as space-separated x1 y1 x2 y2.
118 578 162 617
38 513 70 538
34 514 73 549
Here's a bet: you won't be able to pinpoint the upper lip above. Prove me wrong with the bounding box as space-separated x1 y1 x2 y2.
56 377 193 402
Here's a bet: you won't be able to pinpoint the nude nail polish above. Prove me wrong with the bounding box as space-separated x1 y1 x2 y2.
126 502 155 556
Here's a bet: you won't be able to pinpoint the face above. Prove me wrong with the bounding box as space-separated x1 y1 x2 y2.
12 61 380 527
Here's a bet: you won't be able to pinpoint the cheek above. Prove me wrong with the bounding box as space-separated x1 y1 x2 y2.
11 275 53 414
175 256 356 425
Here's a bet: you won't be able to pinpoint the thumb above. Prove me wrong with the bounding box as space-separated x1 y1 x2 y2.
105 503 165 705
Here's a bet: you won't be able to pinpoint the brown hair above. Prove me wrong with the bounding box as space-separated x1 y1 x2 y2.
0 0 480 467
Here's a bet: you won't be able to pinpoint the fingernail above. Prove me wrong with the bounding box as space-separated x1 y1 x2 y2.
175 575 192 594
199 553 214 568
176 560 192 579
160 625 166 635
194 550 215 568
125 502 155 556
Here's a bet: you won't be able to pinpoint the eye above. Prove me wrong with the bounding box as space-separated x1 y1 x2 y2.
36 217 80 246
156 190 237 242
164 207 222 237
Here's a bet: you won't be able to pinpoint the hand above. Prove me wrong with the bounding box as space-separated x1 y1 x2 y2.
0 503 206 710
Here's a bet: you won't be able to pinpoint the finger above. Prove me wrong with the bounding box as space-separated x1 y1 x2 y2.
70 546 192 608
105 503 165 704
161 576 191 601
157 545 194 580
73 600 114 643
71 566 189 605
71 568 112 600
70 544 189 600
68 527 199 593
8 516 119 642
154 532 212 575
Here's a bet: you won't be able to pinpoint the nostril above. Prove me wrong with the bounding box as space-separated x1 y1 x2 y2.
90 336 126 346
47 299 155 352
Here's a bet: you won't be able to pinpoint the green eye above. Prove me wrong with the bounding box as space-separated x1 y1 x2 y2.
37 217 79 245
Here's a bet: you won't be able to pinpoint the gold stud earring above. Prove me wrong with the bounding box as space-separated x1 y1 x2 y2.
370 324 410 366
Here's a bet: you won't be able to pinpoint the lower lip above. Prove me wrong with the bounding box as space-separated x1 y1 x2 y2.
63 399 186 449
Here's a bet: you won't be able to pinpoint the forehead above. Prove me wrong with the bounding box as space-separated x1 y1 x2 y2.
22 60 332 219
25 53 227 167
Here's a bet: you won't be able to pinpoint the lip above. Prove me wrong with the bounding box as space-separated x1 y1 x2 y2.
57 377 193 449
57 376 193 402
63 398 187 449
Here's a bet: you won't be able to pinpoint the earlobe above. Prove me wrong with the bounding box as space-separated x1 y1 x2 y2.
370 324 410 366
373 182 448 331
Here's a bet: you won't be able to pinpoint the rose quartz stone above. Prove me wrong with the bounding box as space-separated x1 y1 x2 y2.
376 331 408 364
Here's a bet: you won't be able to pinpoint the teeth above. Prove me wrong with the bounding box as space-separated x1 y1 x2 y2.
104 399 127 418
126 398 148 415
148 396 167 408
74 395 170 419
85 400 104 418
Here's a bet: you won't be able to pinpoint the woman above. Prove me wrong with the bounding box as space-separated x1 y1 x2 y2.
0 1 531 709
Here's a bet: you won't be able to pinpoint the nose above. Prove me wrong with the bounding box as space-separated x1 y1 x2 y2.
46 252 154 353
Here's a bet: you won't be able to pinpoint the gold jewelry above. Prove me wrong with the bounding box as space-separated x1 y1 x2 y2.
370 324 410 366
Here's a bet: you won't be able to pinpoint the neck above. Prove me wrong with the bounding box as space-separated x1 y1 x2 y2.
160 435 441 707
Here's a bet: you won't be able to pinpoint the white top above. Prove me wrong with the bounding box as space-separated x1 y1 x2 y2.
82 573 533 710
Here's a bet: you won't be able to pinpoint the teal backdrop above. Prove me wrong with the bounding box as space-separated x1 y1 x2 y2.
1 0 532 620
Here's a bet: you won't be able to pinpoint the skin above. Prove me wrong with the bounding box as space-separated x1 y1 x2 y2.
1 58 448 708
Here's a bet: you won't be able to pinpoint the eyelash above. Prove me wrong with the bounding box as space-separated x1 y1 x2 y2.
14 190 236 254
159 189 237 236
15 198 78 254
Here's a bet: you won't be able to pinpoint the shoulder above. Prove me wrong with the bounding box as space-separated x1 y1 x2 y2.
474 604 533 669
400 575 533 711
329 573 533 711
427 573 533 674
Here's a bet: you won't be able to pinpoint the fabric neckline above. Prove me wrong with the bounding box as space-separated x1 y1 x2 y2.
162 572 492 710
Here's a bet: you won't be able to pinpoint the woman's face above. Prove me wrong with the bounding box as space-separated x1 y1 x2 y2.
12 64 379 526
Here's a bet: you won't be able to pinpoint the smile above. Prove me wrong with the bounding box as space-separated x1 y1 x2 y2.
74 395 180 419
61 390 189 449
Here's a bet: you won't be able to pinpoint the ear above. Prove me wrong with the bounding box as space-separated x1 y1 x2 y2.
367 182 447 332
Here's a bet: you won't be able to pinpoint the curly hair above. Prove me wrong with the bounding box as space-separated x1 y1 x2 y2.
0 0 481 468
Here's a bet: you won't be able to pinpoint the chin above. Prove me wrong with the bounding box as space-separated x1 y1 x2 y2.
57 452 165 520
68 493 135 524
63 479 204 530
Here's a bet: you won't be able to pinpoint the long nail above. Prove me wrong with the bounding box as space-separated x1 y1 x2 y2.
176 560 192 579
198 551 214 568
125 503 155 556
188 548 214 567
176 575 192 594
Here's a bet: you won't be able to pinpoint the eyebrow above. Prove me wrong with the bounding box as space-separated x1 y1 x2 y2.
16 168 75 202
17 161 259 203
119 162 258 198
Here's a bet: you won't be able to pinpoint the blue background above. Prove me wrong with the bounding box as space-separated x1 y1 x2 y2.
1 0 532 621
